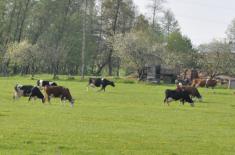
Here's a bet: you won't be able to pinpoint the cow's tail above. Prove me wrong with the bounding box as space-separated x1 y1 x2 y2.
88 78 92 84
13 84 20 100
164 90 169 104
87 78 92 91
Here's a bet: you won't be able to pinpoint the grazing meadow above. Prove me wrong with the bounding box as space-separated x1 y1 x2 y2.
0 76 235 155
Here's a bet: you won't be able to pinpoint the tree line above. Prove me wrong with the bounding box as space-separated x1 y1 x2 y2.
0 0 235 79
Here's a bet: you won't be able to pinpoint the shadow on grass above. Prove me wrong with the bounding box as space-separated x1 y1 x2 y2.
0 113 8 117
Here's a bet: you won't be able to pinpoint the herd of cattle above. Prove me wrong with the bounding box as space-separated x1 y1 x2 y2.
13 78 115 107
13 77 218 107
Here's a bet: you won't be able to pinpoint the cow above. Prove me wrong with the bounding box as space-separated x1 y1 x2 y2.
191 78 217 89
164 89 194 106
44 86 74 107
13 84 34 99
191 79 206 87
182 86 202 101
13 84 45 103
87 78 115 92
37 80 57 88
28 87 45 103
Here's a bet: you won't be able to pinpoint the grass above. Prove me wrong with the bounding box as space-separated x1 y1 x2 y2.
0 75 235 154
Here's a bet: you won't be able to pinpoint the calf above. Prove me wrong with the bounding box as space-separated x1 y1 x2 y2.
37 80 57 88
87 78 115 92
28 87 45 103
13 84 33 99
164 89 194 106
44 86 74 107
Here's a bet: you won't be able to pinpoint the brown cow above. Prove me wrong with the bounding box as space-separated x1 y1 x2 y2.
44 86 74 107
182 86 202 101
191 78 217 89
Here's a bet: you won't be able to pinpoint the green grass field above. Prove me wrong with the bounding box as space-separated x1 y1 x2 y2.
0 76 235 155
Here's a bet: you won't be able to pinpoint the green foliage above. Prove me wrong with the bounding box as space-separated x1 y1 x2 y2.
167 32 193 53
164 32 197 68
1 0 232 77
198 40 235 76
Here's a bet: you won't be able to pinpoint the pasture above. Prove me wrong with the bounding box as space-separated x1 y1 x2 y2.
0 76 235 155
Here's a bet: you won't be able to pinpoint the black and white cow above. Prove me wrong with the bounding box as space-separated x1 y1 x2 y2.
13 84 34 99
28 86 45 103
164 89 194 106
87 78 115 92
13 84 45 103
37 80 57 88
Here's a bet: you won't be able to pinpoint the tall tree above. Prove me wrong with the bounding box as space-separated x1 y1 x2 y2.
226 18 235 52
161 9 180 37
148 0 166 29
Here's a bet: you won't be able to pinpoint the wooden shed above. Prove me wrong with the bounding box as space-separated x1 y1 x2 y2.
228 79 235 89
144 65 180 84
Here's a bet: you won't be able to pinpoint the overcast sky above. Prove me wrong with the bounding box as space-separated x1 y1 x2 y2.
133 0 235 45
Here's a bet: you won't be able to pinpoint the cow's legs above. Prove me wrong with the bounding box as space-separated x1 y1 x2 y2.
180 99 185 105
98 87 103 92
164 97 169 105
87 84 96 91
33 97 37 104
13 92 17 100
13 92 20 100
28 95 35 104
86 84 90 91
28 96 32 102
98 86 105 92
164 97 170 106
61 96 66 106
190 102 195 107
48 96 51 104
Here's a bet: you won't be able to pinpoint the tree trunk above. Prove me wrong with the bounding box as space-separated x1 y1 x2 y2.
4 0 17 45
81 0 87 80
13 2 22 42
17 0 30 42
108 0 121 76
96 63 106 76
152 0 157 28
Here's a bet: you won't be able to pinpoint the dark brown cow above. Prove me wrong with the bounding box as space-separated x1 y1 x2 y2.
182 86 202 101
44 86 74 107
164 89 194 106
191 78 217 89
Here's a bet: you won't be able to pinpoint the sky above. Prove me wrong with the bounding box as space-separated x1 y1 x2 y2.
132 0 235 45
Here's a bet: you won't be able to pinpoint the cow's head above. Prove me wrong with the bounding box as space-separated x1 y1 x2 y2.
193 88 202 99
70 99 75 107
185 96 194 104
110 81 115 87
42 97 46 103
